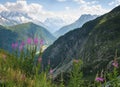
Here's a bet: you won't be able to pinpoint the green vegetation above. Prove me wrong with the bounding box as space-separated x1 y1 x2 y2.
0 38 120 87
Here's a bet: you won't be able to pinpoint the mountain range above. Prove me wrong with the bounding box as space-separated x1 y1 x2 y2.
0 10 98 36
42 5 120 79
0 11 48 29
54 14 98 37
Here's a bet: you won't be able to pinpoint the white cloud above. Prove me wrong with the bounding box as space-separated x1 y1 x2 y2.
109 0 120 6
65 6 70 10
0 4 7 11
91 1 98 4
74 0 86 4
108 1 114 6
79 5 109 15
0 0 109 26
57 0 66 2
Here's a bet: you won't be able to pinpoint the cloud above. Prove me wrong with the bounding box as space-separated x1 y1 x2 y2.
74 0 98 5
109 0 120 6
74 0 86 4
108 1 114 6
79 5 109 15
65 6 70 10
57 0 66 2
0 0 109 25
0 4 7 11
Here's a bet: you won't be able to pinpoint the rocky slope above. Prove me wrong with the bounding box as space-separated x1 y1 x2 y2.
42 5 120 76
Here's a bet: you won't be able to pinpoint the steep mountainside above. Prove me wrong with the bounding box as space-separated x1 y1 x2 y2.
42 5 120 75
54 14 98 37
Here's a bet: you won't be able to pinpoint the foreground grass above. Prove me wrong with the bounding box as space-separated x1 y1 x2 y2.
0 38 120 87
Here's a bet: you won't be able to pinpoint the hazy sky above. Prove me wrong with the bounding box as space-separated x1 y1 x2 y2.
0 0 120 24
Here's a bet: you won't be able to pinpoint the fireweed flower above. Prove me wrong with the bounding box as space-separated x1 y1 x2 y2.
34 38 38 45
112 59 118 68
95 77 104 82
14 42 18 47
21 41 25 46
50 68 53 74
19 41 25 51
12 42 18 49
38 57 42 63
40 39 44 46
27 38 32 44
19 45 23 51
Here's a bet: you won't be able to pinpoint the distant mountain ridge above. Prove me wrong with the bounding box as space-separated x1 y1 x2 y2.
0 11 48 30
54 14 98 37
42 5 120 77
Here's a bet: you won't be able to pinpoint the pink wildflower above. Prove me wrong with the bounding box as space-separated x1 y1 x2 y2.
112 61 118 68
27 38 32 44
95 77 104 82
38 57 42 63
34 38 38 45
19 41 25 51
21 41 25 46
19 45 23 51
40 39 44 46
50 68 53 74
12 42 18 49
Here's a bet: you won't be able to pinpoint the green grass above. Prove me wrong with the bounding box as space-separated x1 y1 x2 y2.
0 39 120 87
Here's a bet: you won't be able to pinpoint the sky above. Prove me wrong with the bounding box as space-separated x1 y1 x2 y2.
0 0 120 24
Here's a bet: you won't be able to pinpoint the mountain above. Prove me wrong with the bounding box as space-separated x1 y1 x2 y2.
0 15 18 26
0 11 48 29
0 11 32 24
0 25 18 51
54 14 98 37
42 5 120 78
0 22 56 52
8 22 56 45
44 17 67 33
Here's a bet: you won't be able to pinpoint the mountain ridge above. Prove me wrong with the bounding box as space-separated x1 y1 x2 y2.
54 14 98 37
